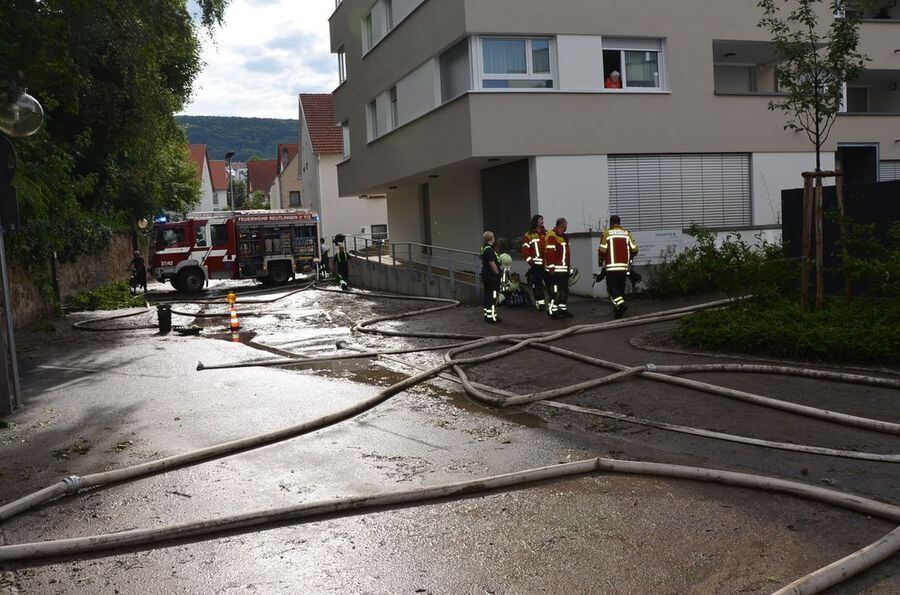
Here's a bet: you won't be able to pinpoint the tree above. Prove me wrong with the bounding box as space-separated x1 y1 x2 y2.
758 0 867 172
231 179 248 209
0 0 229 263
244 191 271 210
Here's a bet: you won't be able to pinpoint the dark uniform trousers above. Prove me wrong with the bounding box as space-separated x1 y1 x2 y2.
549 272 569 315
606 271 627 310
528 265 547 309
483 272 500 322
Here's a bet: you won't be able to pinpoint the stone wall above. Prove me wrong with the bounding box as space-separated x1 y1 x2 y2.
7 232 134 328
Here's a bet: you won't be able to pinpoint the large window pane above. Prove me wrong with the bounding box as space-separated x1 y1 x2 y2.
483 79 553 89
483 39 526 74
532 39 550 73
625 51 659 88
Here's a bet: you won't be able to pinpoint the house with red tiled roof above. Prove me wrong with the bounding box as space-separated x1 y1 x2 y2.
247 159 278 206
187 144 216 212
272 143 302 209
299 93 387 243
209 160 229 210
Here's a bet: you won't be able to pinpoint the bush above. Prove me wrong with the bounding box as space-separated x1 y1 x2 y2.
674 297 900 365
645 224 796 301
66 280 146 312
838 220 900 299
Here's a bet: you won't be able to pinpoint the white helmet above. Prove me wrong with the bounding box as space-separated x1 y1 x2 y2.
568 267 580 286
498 253 512 268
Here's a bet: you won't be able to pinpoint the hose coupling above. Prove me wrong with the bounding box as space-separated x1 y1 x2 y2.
646 363 657 372
62 475 84 494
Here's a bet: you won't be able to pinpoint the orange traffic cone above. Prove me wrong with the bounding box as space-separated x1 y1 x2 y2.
229 304 240 332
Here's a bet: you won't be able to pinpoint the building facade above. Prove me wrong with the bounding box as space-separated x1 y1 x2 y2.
272 143 302 209
329 0 900 295
188 144 216 212
299 93 388 244
209 159 229 210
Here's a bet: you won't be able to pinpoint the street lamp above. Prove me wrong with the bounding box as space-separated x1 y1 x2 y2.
224 150 235 212
0 75 44 412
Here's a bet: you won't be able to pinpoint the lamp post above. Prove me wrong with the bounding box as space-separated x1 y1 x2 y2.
0 75 44 412
224 150 235 212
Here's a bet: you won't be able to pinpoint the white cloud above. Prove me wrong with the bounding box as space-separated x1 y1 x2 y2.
181 0 338 118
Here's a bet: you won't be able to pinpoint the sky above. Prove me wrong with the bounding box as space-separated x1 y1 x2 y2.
181 0 339 119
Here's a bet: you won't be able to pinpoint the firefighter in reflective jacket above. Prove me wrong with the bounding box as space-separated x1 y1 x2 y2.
481 231 501 323
545 217 573 319
598 215 639 318
521 214 548 311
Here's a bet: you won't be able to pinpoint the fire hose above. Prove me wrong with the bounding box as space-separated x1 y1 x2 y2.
4 286 900 593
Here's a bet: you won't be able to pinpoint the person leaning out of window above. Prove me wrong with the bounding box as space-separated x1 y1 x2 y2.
604 70 622 89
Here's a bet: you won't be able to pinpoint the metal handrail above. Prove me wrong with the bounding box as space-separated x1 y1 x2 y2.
346 236 482 290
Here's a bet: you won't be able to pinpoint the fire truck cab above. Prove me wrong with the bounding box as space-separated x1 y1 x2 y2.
151 210 321 292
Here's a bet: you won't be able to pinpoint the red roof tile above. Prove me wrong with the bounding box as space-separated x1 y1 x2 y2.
209 160 228 191
277 143 299 172
188 144 209 183
299 94 343 155
247 159 278 194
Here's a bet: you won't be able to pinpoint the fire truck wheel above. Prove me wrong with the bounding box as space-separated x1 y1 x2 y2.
177 268 205 293
268 262 291 285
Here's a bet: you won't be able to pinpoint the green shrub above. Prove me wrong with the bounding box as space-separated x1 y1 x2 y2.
646 224 796 301
674 297 900 365
66 280 146 312
838 220 900 298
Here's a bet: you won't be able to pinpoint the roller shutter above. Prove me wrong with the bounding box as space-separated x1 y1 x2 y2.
609 154 752 231
880 160 900 182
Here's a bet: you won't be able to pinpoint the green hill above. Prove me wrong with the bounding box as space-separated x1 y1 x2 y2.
176 115 299 161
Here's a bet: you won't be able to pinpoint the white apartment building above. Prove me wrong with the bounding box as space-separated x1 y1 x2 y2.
299 93 388 244
329 1 900 295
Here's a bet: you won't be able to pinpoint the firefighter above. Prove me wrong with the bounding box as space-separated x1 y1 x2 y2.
598 215 639 319
130 250 147 294
334 242 350 290
521 214 548 312
319 238 330 280
481 231 501 323
545 218 573 319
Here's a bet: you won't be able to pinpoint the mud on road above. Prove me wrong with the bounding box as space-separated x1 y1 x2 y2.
0 282 898 593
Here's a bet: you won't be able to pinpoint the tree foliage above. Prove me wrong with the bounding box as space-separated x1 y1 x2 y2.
0 0 228 264
757 0 867 171
176 116 299 162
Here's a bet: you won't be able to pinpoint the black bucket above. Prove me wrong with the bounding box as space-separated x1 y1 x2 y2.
157 304 172 334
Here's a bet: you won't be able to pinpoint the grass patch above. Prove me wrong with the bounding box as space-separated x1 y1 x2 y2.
66 280 145 311
674 297 900 366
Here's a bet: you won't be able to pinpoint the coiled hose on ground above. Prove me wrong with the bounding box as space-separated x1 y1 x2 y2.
5 283 900 594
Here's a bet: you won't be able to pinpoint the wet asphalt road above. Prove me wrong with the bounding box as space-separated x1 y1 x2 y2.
0 281 898 593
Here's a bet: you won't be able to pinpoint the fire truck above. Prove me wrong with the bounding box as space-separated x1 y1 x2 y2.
150 210 322 292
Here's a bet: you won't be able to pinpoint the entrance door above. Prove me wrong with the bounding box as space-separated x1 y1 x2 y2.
837 144 879 185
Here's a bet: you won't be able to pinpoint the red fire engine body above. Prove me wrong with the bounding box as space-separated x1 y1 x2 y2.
151 210 322 292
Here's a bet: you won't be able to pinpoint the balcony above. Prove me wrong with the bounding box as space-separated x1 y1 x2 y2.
844 69 900 114
712 40 783 95
846 0 900 20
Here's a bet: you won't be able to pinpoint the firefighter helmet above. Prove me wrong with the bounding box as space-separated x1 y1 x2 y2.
498 253 512 268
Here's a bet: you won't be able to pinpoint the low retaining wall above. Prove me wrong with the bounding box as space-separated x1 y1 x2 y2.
349 258 480 304
7 233 133 328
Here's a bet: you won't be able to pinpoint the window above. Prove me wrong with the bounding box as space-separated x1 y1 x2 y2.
211 224 228 246
847 86 869 113
602 39 665 91
337 48 346 83
212 192 219 206
881 160 900 182
440 38 471 102
156 227 187 248
289 191 301 207
195 226 208 247
389 86 398 129
608 154 751 231
385 0 393 29
479 37 554 89
367 100 378 139
362 13 373 52
341 121 351 158
371 224 388 242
